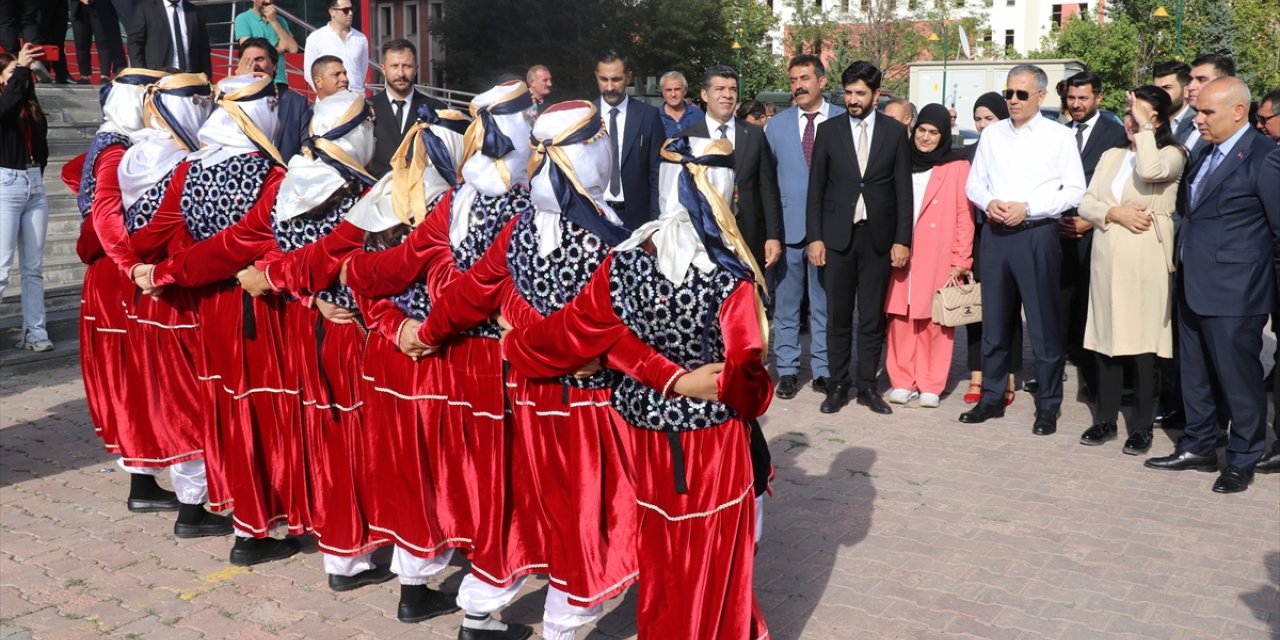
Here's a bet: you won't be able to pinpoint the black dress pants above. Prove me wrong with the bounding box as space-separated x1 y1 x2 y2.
823 224 891 391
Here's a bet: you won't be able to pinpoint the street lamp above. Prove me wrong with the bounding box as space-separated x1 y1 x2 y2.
1153 0 1185 56
928 23 949 107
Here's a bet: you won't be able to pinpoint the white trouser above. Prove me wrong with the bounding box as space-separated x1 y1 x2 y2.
391 546 454 585
323 551 376 577
457 572 527 614
755 495 765 543
542 585 604 640
116 458 208 504
0 167 49 342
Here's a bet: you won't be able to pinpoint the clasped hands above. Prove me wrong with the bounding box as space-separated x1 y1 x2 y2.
985 200 1030 227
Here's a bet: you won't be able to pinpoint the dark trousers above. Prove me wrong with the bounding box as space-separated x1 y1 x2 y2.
1060 230 1097 394
1095 352 1154 432
1176 276 1267 469
978 222 1064 412
1272 311 1279 455
71 0 125 78
965 225 1023 375
823 225 890 390
36 0 69 82
0 0 39 53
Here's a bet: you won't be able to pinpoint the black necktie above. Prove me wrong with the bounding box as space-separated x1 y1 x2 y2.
718 124 729 140
608 107 621 197
392 99 406 132
169 0 188 71
1075 122 1088 153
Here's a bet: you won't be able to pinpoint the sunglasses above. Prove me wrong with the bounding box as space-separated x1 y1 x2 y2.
1002 89 1035 101
331 6 353 13
1260 112 1278 126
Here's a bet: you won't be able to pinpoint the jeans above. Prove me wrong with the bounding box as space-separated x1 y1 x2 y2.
0 167 50 343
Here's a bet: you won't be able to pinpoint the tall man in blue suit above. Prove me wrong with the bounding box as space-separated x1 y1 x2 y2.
595 49 665 230
1146 78 1280 494
766 54 844 399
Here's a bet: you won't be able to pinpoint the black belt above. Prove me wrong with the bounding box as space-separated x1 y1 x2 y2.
991 217 1057 232
606 200 625 210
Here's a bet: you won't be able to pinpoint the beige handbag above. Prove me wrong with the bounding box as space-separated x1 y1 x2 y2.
932 275 982 327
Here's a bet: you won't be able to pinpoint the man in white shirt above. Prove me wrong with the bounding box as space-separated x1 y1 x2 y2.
303 0 369 94
959 64 1086 436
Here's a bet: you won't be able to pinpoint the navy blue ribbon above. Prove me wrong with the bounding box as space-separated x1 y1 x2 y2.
663 137 752 283
100 72 162 107
301 102 377 188
411 106 467 187
151 84 211 151
528 117 630 248
477 91 534 159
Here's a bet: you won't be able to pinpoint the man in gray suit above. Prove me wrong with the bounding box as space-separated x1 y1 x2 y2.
765 54 843 399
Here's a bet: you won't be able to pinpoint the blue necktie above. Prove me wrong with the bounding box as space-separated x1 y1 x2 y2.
1190 147 1222 206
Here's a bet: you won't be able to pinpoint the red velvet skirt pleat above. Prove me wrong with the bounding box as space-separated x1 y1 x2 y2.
509 370 638 606
628 419 766 640
79 258 131 454
197 288 307 536
358 332 469 558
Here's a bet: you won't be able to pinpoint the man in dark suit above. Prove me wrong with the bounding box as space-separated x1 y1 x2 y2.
806 61 912 415
367 38 446 177
1145 78 1280 494
237 37 307 162
1053 71 1128 401
595 49 664 230
675 64 782 274
127 0 211 76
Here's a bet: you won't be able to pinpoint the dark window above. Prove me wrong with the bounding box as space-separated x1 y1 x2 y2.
1005 29 1015 48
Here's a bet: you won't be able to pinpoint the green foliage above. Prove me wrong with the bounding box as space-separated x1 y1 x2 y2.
1030 10 1140 112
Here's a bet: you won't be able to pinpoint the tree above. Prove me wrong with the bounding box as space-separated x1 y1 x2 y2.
1030 10 1139 112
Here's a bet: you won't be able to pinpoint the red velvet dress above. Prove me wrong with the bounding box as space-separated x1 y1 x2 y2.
346 185 537 585
504 250 773 640
261 197 387 559
147 154 307 538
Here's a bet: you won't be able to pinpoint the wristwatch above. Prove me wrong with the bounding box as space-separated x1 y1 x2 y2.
1140 123 1154 131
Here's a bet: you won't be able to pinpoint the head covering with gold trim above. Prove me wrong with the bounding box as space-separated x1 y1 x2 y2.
274 91 375 222
527 100 627 256
187 73 283 167
118 73 213 210
450 80 535 245
96 68 169 137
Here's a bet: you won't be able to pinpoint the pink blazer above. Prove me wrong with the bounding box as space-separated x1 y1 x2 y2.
884 159 974 319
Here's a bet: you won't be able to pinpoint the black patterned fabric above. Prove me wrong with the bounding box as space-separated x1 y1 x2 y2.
451 184 532 339
508 213 617 389
78 133 132 218
368 192 448 322
272 190 361 310
125 167 178 233
608 248 738 432
181 155 275 241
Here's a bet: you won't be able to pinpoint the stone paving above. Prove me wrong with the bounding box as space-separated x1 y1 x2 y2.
2 357 1277 639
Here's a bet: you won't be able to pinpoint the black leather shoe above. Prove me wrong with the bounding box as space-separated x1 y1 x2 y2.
1144 450 1218 472
398 584 460 622
1023 377 1039 394
128 493 181 513
1153 407 1185 429
812 376 829 395
329 565 395 592
458 623 534 640
820 384 851 414
1032 411 1058 436
173 504 233 538
1255 450 1280 474
856 388 892 415
229 536 301 566
775 375 800 400
958 403 1005 424
1079 422 1117 445
1122 430 1153 455
1211 466 1254 493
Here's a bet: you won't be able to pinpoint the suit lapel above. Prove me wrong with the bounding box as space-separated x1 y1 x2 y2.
1191 132 1257 215
1079 118 1107 163
864 113 889 176
835 115 860 177
620 103 640 165
920 163 946 208
733 121 748 167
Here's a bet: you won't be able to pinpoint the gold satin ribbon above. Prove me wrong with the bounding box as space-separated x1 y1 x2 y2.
386 109 470 227
214 73 284 166
301 95 376 183
526 101 603 213
460 81 530 189
142 73 211 152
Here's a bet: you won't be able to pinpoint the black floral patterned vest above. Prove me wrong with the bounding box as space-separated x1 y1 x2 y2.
78 132 131 218
181 155 275 241
271 190 361 310
125 166 178 233
450 184 532 339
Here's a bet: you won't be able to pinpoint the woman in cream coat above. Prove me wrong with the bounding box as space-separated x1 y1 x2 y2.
1077 85 1187 455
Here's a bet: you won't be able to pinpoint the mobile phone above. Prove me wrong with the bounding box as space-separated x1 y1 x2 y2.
40 45 60 62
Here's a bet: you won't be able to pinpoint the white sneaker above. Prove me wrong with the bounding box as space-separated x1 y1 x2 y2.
919 393 941 408
886 388 918 404
16 337 54 352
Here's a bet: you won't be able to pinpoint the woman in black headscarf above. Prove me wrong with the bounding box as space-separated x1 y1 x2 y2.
961 91 1023 406
883 104 974 409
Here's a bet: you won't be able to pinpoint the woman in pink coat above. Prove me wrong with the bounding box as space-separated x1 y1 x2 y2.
884 104 974 408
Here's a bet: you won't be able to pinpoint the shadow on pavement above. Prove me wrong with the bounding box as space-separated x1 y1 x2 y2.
1239 551 1280 639
0 398 114 488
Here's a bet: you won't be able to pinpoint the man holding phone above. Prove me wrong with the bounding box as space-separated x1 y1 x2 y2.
234 0 298 86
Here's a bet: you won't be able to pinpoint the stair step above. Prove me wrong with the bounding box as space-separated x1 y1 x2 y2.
0 285 82 326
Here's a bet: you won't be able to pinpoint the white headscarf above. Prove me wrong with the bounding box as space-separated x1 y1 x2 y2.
528 100 623 256
118 73 213 210
615 137 736 285
95 68 168 137
187 73 282 167
450 80 535 245
274 91 375 221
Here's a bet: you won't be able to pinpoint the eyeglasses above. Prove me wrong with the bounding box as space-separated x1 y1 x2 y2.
1260 112 1279 126
1002 89 1032 101
331 6 353 13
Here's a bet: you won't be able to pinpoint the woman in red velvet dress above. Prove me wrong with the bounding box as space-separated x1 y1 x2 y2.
131 73 303 567
503 137 774 640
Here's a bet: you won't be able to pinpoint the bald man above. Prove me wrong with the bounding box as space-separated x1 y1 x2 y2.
1145 78 1280 494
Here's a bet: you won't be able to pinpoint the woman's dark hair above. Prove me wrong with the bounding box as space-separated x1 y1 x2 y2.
0 52 15 73
0 53 43 120
366 223 410 251
297 180 363 221
1130 84 1182 154
736 99 766 121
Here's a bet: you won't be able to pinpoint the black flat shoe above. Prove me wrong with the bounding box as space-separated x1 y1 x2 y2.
128 493 181 512
1153 407 1185 429
812 376 829 395
173 503 233 538
398 583 460 622
1079 422 1117 445
1122 430 1153 455
1023 377 1039 394
1032 411 1058 436
330 565 395 592
1211 466 1253 494
458 623 534 640
1144 450 1218 472
856 389 892 415
820 384 850 414
958 403 1005 424
774 375 800 400
1255 450 1280 474
229 536 301 566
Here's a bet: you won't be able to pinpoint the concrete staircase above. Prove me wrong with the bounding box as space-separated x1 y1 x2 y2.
1 84 104 374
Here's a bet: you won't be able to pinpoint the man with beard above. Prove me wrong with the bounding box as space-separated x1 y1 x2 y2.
594 49 663 230
368 39 446 177
238 37 308 162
